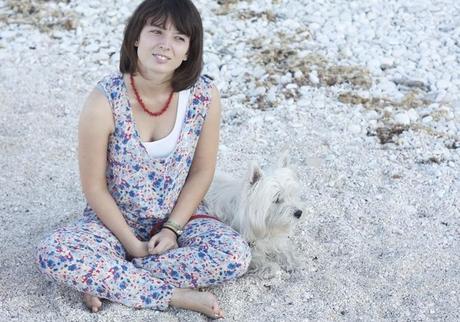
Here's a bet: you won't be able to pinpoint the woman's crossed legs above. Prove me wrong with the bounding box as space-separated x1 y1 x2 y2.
36 217 251 318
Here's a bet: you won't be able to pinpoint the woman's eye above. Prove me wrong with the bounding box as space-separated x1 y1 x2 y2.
176 36 185 42
150 30 161 34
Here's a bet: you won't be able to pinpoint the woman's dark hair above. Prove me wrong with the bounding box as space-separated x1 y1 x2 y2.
120 0 203 91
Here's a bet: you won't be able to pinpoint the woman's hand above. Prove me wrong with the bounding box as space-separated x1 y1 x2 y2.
125 238 149 258
148 229 178 255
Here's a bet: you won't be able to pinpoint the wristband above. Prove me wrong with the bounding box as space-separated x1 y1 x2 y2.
163 220 184 236
162 225 180 238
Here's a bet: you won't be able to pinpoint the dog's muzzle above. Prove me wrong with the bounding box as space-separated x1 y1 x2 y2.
293 209 302 218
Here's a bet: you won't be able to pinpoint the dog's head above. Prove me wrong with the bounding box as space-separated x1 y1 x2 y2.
241 150 304 239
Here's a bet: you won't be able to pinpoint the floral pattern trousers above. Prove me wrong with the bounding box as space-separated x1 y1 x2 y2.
35 217 251 310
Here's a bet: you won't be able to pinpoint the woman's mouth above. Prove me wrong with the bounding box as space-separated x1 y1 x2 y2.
153 54 170 62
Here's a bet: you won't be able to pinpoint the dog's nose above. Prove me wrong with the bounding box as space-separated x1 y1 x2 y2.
293 210 302 218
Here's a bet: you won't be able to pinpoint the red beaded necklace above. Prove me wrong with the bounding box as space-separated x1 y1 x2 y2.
130 74 174 117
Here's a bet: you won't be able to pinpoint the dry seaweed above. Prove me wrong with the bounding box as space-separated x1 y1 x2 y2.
367 125 409 144
5 0 78 32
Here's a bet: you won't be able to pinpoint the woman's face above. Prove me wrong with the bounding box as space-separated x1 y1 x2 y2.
135 17 190 77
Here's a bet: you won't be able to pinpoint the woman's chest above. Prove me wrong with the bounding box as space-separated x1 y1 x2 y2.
132 100 179 142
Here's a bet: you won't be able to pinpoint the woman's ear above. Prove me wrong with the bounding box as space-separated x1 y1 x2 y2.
134 40 139 47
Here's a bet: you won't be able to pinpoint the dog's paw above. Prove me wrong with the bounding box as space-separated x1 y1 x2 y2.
249 262 282 278
279 256 301 272
272 251 300 273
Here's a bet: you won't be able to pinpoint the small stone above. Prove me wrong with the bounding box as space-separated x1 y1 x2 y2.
428 103 440 111
380 57 395 70
339 47 352 58
422 116 433 123
294 71 304 79
407 108 418 122
367 59 382 74
266 87 277 102
290 122 303 128
368 119 378 127
436 79 451 90
280 73 292 84
251 87 266 96
309 22 321 31
309 70 319 84
379 79 399 94
435 90 447 102
349 124 361 134
86 43 100 53
394 112 410 125
383 106 393 114
365 110 379 120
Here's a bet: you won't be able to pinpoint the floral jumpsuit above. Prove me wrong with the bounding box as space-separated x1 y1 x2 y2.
35 73 251 310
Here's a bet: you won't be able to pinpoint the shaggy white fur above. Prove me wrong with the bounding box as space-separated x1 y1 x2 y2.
205 152 305 275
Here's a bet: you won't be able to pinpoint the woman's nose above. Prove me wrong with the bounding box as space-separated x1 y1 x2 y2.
158 35 172 50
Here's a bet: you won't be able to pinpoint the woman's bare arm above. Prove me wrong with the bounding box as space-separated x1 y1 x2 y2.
167 84 222 227
78 88 148 257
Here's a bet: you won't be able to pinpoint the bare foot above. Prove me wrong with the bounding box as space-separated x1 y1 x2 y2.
82 293 102 313
170 288 224 319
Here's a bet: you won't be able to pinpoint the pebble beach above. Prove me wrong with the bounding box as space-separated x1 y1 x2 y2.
0 0 459 321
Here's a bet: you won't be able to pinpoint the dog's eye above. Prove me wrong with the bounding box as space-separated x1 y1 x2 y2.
274 195 283 204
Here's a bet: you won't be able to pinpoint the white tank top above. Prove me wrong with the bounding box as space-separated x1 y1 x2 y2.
143 89 191 158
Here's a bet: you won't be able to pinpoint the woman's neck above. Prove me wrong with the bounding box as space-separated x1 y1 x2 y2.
133 69 173 96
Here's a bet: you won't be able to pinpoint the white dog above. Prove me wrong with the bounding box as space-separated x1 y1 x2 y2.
205 152 304 275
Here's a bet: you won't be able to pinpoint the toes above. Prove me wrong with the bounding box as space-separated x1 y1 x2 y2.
92 298 102 313
211 303 224 318
83 294 102 313
91 304 101 313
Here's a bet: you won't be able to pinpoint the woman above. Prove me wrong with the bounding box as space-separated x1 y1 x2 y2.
35 0 251 318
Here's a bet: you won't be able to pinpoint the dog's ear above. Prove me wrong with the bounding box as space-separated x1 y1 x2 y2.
248 161 263 185
276 147 290 168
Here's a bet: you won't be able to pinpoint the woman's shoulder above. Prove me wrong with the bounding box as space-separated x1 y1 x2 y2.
200 74 214 84
97 71 124 88
83 72 123 116
80 87 115 135
94 71 127 104
193 74 218 97
197 74 215 88
192 75 221 114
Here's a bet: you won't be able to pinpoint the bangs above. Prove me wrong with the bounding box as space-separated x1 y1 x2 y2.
144 3 193 37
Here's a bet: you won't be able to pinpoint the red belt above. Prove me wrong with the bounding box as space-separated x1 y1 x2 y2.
189 214 220 221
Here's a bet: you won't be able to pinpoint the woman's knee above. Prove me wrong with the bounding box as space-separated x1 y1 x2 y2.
229 235 252 277
185 220 252 277
35 233 62 275
35 226 82 276
213 232 252 278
